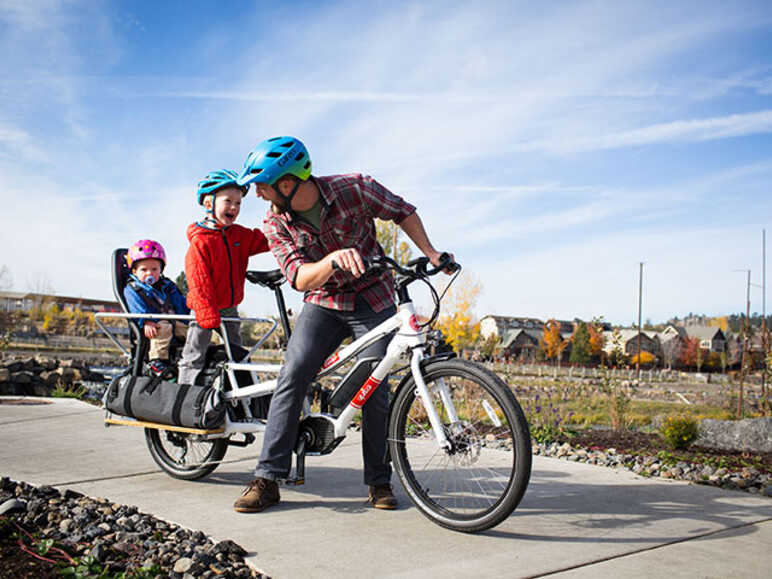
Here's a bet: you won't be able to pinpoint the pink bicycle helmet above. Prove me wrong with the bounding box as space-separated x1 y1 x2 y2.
126 239 166 270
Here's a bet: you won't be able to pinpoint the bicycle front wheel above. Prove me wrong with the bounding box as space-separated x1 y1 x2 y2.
389 358 531 532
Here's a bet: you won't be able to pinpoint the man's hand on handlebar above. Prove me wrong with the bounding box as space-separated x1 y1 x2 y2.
329 248 366 278
429 251 459 275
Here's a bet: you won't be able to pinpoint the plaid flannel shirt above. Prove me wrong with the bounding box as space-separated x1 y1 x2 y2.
263 174 416 312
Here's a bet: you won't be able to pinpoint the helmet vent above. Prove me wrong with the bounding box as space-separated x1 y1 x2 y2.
250 168 263 174
279 141 293 148
303 161 311 169
268 137 281 142
294 152 305 161
266 152 281 158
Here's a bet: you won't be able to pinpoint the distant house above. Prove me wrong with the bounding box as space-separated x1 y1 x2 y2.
479 315 543 340
0 291 120 314
655 326 687 368
602 329 659 359
500 328 542 361
683 325 727 352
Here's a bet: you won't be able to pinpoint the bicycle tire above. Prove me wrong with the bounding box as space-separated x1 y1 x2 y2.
145 428 228 480
388 358 531 532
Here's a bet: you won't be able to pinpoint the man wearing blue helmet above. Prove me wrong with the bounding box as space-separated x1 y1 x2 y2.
233 136 453 513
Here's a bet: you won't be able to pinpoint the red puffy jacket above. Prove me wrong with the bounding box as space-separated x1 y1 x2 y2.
185 222 269 329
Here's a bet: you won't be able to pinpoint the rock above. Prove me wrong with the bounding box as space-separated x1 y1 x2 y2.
0 498 27 515
10 371 33 384
90 543 108 562
763 485 772 497
0 368 9 382
39 371 60 385
174 557 194 573
696 418 772 453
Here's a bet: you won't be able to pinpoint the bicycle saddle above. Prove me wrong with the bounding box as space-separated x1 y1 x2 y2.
246 269 285 289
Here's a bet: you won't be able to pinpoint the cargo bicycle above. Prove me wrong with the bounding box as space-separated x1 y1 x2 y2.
96 251 532 532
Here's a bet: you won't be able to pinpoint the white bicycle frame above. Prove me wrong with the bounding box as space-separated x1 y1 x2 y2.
95 301 455 450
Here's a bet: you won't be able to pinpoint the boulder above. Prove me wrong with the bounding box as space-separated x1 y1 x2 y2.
696 418 772 454
39 371 60 385
10 371 34 384
4 361 23 373
0 368 9 383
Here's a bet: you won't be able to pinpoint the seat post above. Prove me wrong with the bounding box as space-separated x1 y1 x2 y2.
273 286 292 341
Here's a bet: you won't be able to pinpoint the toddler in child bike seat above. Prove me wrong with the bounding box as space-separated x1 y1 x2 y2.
176 169 270 386
124 239 190 376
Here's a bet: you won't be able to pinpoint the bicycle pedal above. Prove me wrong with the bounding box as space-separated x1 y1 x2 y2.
285 477 305 486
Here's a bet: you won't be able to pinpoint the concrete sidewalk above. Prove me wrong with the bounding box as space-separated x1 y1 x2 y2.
1 397 770 578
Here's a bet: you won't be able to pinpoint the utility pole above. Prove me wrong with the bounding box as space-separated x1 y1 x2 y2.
763 229 769 414
636 262 644 383
740 270 751 418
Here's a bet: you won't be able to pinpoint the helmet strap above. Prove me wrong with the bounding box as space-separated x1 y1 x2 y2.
272 179 302 218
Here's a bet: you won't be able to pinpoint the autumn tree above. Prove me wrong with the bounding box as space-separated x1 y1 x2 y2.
436 272 481 354
588 318 605 362
679 337 701 369
569 321 591 366
375 219 412 265
540 319 567 365
710 316 729 332
175 271 189 296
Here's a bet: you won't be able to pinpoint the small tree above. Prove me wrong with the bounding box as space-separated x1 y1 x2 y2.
436 272 481 354
175 271 189 296
609 328 627 367
375 219 412 265
477 333 500 361
541 319 567 366
569 322 592 366
679 337 700 369
588 318 605 364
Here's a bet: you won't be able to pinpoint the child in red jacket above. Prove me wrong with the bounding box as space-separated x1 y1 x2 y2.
178 169 269 385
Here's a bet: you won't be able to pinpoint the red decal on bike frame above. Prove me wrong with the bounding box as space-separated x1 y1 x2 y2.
322 352 340 370
409 315 420 331
351 376 382 409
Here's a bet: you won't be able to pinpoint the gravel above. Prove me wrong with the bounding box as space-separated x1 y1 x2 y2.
532 442 772 495
0 476 268 578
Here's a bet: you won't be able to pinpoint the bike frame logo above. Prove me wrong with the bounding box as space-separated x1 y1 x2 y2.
409 314 420 331
322 352 340 370
351 376 381 409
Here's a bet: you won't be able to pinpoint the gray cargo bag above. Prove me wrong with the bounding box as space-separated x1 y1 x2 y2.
105 374 225 430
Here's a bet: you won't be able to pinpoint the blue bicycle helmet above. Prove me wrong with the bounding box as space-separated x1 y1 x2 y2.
197 169 248 206
236 136 312 187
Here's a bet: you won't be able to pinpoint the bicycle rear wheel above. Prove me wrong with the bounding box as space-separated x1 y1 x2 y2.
145 428 228 480
389 358 531 532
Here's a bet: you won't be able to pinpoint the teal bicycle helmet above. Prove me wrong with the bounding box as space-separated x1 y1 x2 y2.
237 136 312 215
237 136 312 187
197 169 248 206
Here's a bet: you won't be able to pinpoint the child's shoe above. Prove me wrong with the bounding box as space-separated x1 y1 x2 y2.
149 359 168 377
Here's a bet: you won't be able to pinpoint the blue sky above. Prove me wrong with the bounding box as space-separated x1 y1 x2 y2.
1 0 771 325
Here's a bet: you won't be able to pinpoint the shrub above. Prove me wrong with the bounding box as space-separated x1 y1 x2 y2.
660 414 699 449
630 351 657 367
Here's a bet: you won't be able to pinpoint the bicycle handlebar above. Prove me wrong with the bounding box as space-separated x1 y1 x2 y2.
366 252 460 280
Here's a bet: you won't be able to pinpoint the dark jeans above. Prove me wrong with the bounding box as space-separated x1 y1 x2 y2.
254 296 396 486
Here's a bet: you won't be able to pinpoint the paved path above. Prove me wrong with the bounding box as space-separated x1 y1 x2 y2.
1 397 770 578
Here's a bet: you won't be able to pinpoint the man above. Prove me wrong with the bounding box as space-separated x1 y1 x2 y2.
233 136 451 512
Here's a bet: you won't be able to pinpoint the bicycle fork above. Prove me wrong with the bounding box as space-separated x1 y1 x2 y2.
410 351 453 450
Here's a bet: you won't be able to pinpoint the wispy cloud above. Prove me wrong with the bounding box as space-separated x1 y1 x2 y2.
526 110 772 154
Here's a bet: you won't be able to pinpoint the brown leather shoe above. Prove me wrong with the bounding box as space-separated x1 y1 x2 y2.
234 477 280 513
368 484 397 510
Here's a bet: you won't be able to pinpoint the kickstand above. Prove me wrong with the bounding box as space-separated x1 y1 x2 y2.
285 431 310 486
